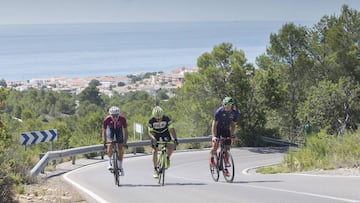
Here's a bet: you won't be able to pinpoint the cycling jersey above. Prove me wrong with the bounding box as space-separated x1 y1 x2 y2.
214 106 239 130
103 114 127 142
148 115 173 143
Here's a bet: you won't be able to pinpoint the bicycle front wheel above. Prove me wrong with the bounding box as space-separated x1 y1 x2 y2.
209 153 219 182
113 151 120 186
158 153 166 186
222 151 235 183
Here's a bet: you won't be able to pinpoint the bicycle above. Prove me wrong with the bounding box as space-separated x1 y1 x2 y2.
209 137 235 182
156 140 174 186
105 139 123 187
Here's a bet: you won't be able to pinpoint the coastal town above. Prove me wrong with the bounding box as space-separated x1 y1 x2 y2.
4 66 198 96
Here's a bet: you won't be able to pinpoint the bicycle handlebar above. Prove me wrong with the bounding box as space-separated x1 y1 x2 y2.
104 141 128 149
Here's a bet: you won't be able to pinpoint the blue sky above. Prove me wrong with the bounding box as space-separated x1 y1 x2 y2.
0 0 360 24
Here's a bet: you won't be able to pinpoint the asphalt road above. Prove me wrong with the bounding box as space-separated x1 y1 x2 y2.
64 148 360 203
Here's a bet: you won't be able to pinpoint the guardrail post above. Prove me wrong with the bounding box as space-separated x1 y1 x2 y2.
39 153 46 173
72 156 76 165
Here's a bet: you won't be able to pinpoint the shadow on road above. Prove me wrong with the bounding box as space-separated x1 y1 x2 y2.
230 180 282 184
247 147 289 154
119 182 207 187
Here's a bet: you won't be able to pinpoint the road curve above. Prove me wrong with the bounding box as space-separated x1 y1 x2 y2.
64 147 360 203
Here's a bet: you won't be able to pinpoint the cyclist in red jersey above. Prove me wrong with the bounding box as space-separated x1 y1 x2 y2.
102 106 129 176
210 97 239 176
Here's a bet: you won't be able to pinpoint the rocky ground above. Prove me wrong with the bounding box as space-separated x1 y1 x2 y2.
16 175 86 203
15 158 103 203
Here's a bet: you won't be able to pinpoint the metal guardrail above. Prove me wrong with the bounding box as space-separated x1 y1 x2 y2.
30 136 212 177
30 135 296 177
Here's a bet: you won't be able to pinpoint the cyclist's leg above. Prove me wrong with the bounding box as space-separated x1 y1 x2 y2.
106 128 114 168
152 136 160 167
163 134 173 157
151 136 160 178
223 132 232 167
162 136 173 169
209 134 219 165
167 143 174 156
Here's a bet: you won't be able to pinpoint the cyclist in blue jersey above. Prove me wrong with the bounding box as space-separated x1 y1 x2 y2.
148 106 178 178
209 97 239 176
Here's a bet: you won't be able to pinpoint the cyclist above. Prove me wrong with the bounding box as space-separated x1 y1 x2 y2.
102 106 129 176
148 106 178 179
210 96 239 176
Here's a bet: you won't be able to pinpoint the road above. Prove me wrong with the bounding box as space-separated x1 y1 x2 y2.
64 147 360 203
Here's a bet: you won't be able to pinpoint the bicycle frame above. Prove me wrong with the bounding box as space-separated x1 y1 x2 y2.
156 141 173 186
106 139 121 187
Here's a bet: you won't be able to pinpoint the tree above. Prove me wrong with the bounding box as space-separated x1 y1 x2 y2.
0 79 7 87
78 86 104 106
117 81 126 87
156 89 169 100
267 23 310 141
88 79 101 87
298 77 360 136
184 42 265 145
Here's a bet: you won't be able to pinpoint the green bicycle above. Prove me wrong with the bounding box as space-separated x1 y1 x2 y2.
156 141 174 186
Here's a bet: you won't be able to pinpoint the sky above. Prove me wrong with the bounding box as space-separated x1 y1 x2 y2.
0 0 360 25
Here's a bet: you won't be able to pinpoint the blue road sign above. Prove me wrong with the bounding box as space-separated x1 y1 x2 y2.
20 129 57 146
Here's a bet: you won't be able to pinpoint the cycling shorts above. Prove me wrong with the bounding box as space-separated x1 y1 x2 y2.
215 128 232 145
106 127 124 144
151 132 172 148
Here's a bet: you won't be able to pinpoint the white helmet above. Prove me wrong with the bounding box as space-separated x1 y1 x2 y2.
108 106 120 115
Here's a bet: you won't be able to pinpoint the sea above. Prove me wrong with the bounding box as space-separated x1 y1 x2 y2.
0 21 313 81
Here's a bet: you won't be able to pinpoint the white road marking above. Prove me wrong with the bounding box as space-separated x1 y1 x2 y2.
63 169 109 203
246 184 360 203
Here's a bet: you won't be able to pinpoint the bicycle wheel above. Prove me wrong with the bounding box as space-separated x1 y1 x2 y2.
113 149 120 186
209 153 219 182
158 153 166 186
222 151 235 183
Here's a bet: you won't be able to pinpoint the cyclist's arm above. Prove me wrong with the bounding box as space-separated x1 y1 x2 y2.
168 124 177 140
230 121 236 137
123 126 129 144
148 126 156 140
212 120 218 138
102 127 106 143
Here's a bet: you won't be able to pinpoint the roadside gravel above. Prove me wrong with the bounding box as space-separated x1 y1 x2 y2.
17 175 86 203
16 158 105 203
296 167 360 176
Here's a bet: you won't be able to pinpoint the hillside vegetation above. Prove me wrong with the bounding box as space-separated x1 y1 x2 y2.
1 5 360 202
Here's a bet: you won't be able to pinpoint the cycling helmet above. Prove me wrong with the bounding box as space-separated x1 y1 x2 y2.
108 106 120 115
152 106 164 119
222 96 233 106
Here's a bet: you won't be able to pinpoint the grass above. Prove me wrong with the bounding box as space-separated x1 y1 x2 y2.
257 130 360 174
